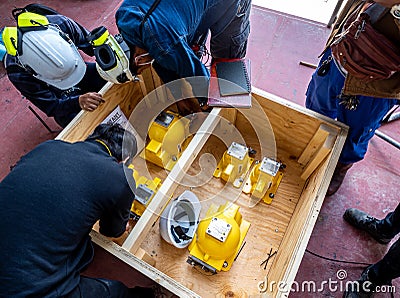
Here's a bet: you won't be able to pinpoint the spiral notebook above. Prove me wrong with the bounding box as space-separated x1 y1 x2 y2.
216 59 251 96
207 58 252 108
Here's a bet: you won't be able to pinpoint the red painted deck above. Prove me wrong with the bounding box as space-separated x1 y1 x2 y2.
1 1 399 297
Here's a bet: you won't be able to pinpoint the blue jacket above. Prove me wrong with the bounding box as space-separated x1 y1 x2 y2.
116 0 241 84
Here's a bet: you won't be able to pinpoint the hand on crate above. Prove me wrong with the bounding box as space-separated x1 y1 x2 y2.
176 98 202 116
79 92 104 112
109 219 134 246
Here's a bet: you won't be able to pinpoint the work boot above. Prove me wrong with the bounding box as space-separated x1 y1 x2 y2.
343 208 393 244
343 265 377 298
326 162 353 196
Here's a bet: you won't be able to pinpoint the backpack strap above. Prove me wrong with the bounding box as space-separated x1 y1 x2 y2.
139 0 161 38
12 3 60 21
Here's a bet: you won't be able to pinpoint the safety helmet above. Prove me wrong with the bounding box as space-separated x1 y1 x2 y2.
159 190 201 248
88 26 134 84
2 12 86 90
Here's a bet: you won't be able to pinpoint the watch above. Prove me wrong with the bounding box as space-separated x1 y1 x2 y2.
391 4 400 20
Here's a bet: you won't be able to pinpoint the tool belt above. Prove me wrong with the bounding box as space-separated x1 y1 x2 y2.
331 2 400 82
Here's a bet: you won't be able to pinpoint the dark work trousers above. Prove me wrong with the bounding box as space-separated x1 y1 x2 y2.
64 276 154 298
369 203 400 285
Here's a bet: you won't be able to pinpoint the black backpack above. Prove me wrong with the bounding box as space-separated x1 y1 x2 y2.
11 3 60 21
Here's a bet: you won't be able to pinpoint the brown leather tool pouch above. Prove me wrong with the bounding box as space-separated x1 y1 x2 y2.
331 2 400 82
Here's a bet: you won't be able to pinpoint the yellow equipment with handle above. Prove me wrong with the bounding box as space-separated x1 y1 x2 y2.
187 202 250 273
243 157 285 206
128 164 162 220
142 111 192 171
213 142 254 188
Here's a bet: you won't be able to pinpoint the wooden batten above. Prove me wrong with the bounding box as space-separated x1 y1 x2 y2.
57 69 348 297
298 124 340 180
89 230 201 298
122 108 222 253
298 124 330 165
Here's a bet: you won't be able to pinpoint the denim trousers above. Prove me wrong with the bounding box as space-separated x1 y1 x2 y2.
305 48 398 164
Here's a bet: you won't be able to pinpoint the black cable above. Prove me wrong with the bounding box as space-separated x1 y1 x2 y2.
305 249 372 266
306 250 397 298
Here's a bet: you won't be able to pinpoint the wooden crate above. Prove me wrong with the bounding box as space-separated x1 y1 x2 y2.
57 68 348 297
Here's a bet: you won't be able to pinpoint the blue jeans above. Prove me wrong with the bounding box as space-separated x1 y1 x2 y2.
305 48 398 164
207 0 251 59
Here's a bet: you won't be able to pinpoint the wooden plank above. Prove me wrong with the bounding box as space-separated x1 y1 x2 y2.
300 132 336 180
218 108 238 135
122 108 222 253
135 248 156 267
266 127 348 297
298 124 330 165
140 67 156 95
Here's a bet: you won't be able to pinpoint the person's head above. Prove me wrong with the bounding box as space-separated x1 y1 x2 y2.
2 12 86 90
86 123 138 163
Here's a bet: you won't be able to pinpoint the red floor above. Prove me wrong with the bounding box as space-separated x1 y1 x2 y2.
1 2 399 297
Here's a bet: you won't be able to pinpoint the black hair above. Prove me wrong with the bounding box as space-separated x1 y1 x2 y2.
86 123 137 162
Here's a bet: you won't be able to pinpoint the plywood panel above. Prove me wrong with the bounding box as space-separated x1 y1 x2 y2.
57 79 349 298
137 131 305 296
249 90 329 158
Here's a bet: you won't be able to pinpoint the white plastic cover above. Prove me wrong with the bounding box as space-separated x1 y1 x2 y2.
18 25 85 90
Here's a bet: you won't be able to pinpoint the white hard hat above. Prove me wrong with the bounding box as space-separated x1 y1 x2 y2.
88 26 134 84
18 25 86 90
159 190 201 249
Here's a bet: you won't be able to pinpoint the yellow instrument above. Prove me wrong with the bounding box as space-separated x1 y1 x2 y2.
213 142 254 188
142 111 192 171
128 164 162 220
243 157 285 206
187 202 250 273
